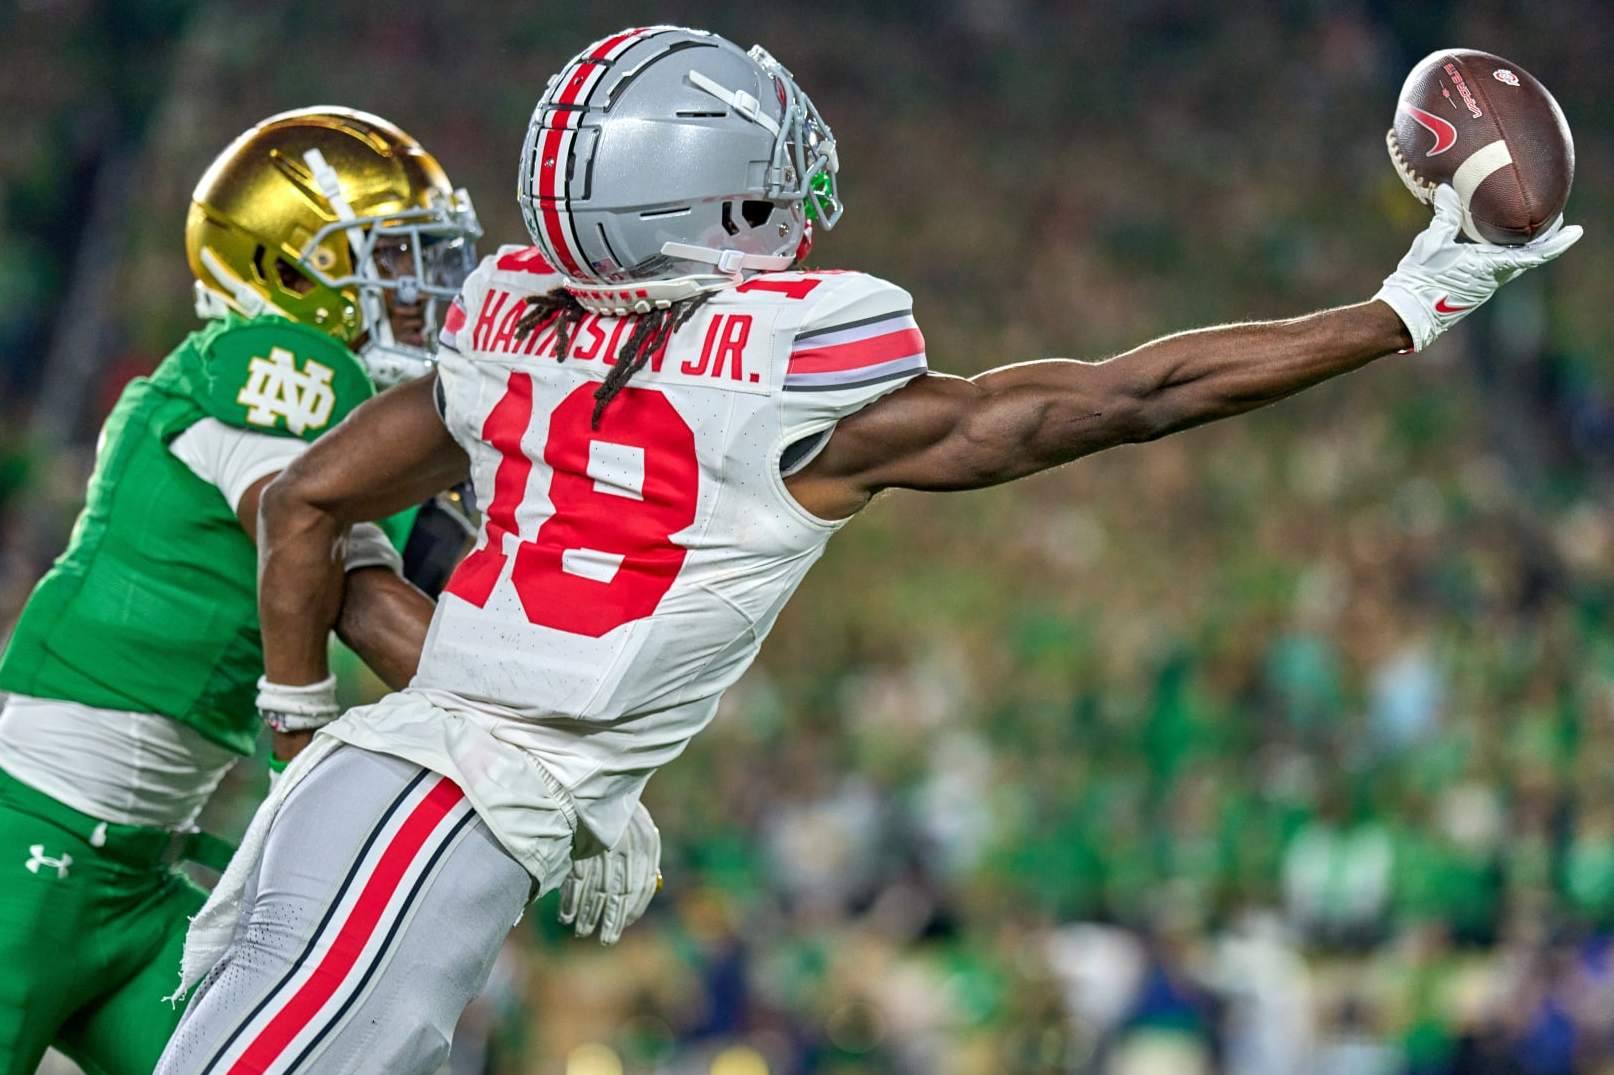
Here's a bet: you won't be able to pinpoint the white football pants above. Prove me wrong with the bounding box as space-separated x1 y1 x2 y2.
154 745 532 1075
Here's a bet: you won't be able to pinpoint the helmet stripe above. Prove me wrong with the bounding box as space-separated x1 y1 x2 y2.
536 125 584 276
590 25 649 59
535 55 597 277
533 26 673 279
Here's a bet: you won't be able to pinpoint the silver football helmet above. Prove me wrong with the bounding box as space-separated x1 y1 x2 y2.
518 26 841 314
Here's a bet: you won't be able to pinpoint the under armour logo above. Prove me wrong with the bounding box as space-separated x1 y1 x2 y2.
236 347 337 435
25 844 72 879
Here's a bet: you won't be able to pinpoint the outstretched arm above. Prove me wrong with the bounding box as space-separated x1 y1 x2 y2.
788 188 1579 519
256 372 468 745
789 301 1406 517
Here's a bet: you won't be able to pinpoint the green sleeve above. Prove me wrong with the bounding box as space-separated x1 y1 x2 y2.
189 317 376 443
182 316 416 550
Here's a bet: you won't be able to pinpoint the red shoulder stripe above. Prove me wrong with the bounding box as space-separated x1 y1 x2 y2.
789 327 926 375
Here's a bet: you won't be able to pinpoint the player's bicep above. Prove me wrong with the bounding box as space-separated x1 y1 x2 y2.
793 360 1145 510
850 373 1063 492
269 372 469 526
786 374 978 516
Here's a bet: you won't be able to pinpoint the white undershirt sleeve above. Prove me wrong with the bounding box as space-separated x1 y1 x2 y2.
169 418 403 575
169 417 308 513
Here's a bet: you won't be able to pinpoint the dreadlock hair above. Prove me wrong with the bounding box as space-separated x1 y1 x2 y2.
513 288 588 359
514 287 718 428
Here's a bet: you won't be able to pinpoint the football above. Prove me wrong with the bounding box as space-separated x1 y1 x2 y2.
1387 49 1574 245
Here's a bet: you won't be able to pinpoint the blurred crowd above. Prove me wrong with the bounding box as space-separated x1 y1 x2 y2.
4 1 1614 1073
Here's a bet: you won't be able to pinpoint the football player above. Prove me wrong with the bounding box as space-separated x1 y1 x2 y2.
156 28 1581 1075
0 108 480 1075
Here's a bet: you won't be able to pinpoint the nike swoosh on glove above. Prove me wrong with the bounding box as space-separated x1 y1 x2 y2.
558 801 662 945
1374 184 1582 351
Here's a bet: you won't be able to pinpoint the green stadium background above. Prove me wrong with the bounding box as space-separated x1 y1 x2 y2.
2 2 1613 1073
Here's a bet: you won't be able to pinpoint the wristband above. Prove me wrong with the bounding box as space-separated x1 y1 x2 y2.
256 674 340 732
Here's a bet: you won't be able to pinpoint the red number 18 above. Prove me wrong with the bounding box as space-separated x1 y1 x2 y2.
444 377 699 637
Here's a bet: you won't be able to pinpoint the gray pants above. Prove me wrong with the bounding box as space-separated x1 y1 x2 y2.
155 745 531 1075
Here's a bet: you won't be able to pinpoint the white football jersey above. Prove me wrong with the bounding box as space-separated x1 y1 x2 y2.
327 245 927 860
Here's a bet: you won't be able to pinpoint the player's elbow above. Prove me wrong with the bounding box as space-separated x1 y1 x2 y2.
1098 363 1201 446
1056 371 1168 452
259 464 340 546
1105 387 1167 445
984 381 1159 477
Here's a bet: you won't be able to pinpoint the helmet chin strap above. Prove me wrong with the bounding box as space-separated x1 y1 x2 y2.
659 241 794 274
687 70 781 137
564 240 797 316
565 271 733 316
566 243 794 317
671 66 807 275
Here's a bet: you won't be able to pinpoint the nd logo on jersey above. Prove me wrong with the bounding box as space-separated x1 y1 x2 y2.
236 347 337 435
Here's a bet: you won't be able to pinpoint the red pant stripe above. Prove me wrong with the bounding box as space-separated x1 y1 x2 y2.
229 776 466 1073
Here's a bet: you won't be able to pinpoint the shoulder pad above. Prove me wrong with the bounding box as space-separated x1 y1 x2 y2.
491 244 559 277
193 316 375 442
485 245 565 292
783 272 926 395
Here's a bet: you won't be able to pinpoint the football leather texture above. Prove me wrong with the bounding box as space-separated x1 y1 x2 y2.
1388 49 1574 245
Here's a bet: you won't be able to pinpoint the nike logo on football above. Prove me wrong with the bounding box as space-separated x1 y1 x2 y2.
1400 102 1457 156
1434 297 1470 314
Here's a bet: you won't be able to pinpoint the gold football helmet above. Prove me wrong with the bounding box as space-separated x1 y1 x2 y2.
186 106 481 384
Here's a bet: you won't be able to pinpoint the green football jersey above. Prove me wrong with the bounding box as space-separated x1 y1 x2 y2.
0 313 412 756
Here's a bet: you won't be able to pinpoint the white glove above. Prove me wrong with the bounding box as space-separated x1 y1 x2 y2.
256 675 340 732
1374 184 1581 351
558 802 662 945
